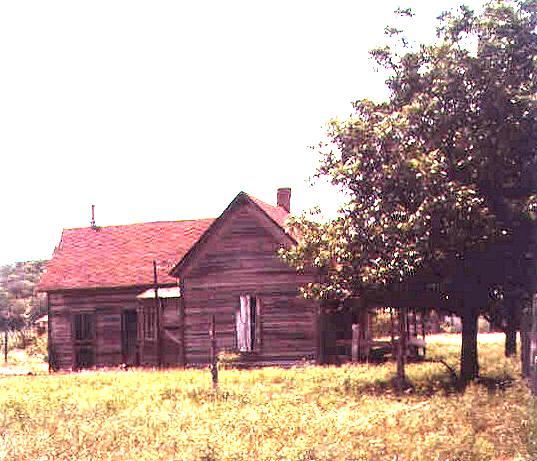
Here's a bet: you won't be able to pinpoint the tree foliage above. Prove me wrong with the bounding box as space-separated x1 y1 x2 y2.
282 0 536 304
281 0 536 381
0 260 47 332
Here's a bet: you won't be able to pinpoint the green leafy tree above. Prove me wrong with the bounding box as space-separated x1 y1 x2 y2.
0 289 9 326
0 289 26 332
282 0 536 383
0 261 47 325
0 289 25 362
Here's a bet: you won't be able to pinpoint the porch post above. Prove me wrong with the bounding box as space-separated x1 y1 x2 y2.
316 302 326 365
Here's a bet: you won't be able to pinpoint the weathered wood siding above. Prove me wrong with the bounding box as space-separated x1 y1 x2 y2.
48 200 319 370
181 201 319 366
162 298 183 365
48 293 73 370
138 297 183 366
48 286 180 370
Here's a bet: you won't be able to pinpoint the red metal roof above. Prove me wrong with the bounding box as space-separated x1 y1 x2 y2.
38 219 214 291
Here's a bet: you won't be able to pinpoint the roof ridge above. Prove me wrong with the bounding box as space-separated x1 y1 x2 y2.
246 193 285 211
63 217 215 231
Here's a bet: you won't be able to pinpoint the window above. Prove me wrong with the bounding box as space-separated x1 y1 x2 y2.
236 295 260 352
73 313 95 342
142 305 157 340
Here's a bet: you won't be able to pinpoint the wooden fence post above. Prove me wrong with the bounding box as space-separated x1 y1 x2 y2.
521 300 532 378
210 314 218 390
421 310 427 340
3 329 7 364
316 303 328 365
390 307 396 356
351 323 360 362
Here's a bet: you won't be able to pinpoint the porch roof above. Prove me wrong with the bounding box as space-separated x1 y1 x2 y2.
137 286 181 299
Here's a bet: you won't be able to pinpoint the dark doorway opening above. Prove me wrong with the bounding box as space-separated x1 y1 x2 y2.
122 310 138 366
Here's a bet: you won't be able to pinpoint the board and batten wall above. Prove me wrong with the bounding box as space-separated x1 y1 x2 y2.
179 201 320 366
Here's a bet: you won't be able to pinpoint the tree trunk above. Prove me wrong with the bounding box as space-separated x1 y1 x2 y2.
521 328 530 377
522 295 537 378
461 307 479 384
396 307 407 392
505 325 517 357
505 299 518 357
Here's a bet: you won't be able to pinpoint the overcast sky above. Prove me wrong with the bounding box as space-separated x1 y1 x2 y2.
0 0 486 265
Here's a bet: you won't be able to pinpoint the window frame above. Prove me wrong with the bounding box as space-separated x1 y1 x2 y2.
142 305 157 341
236 295 261 353
73 312 95 343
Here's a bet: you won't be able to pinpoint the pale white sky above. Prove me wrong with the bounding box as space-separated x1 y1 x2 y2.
0 0 485 265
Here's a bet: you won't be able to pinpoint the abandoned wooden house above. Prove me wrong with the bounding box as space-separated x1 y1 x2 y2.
39 189 330 370
39 188 429 371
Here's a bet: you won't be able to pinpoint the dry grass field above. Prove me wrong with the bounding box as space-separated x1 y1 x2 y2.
0 334 535 461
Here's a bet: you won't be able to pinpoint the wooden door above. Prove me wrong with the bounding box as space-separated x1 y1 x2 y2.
73 312 96 370
122 310 138 366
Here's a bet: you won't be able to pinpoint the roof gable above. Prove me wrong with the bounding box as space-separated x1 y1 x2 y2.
38 219 214 291
170 192 295 278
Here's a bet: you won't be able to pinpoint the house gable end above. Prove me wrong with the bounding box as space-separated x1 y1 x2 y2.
171 192 295 280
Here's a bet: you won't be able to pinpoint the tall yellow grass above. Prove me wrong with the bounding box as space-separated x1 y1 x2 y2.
0 334 535 460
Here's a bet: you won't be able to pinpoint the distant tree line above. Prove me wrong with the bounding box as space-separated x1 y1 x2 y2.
0 261 47 341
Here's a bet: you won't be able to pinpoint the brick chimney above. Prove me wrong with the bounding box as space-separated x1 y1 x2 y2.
277 188 291 212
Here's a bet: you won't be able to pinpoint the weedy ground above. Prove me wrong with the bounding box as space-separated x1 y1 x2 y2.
0 334 535 461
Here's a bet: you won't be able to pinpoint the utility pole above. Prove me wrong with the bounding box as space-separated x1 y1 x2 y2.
153 260 162 367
